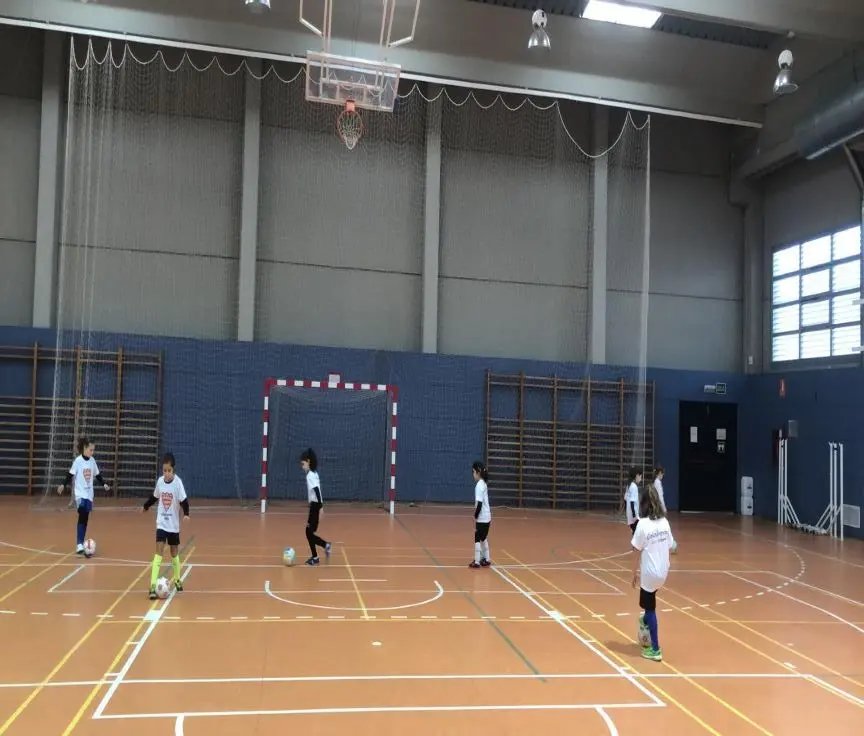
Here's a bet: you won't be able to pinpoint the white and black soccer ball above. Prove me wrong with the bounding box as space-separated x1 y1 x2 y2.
532 9 547 30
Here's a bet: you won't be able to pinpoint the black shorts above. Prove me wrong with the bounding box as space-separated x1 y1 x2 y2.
474 522 491 543
156 529 180 547
639 587 657 612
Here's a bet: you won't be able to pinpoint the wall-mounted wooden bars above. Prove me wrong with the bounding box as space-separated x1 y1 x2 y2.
484 370 655 510
0 343 162 498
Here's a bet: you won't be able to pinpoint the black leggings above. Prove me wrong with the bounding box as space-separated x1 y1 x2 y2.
306 502 328 557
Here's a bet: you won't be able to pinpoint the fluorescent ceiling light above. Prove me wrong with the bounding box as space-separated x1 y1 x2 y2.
582 1 662 29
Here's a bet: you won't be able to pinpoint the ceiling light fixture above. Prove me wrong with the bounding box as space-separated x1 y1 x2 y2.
245 0 271 14
773 49 799 96
528 9 551 50
582 1 661 29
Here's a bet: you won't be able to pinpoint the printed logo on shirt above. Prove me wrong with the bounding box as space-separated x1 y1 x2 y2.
161 492 174 511
83 469 92 485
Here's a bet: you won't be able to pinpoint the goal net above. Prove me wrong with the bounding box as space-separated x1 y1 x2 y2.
262 379 397 513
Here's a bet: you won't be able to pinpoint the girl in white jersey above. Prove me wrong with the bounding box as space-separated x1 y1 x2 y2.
301 448 331 566
652 465 666 513
631 484 675 662
469 461 492 569
57 437 110 556
624 467 642 536
142 453 190 599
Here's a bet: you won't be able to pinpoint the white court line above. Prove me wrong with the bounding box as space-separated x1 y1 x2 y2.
580 569 624 595
47 564 84 593
0 672 810 690
49 587 624 597
493 567 664 708
175 714 184 736
725 572 864 636
787 579 864 607
596 706 619 736
92 565 193 720
95 702 663 720
804 674 864 707
264 580 444 612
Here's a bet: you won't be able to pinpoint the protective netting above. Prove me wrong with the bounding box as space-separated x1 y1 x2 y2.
266 387 391 505
33 38 649 511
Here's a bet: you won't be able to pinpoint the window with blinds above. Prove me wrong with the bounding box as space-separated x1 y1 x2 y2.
771 225 862 363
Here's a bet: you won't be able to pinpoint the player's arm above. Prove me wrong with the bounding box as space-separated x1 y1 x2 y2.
93 462 110 491
179 481 190 518
312 486 322 505
628 488 638 520
57 471 75 495
630 523 645 587
141 486 159 512
474 487 483 520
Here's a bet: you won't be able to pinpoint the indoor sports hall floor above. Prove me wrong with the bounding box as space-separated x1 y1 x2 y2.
0 500 862 735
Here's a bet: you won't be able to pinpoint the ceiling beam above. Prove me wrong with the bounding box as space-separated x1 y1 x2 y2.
634 0 864 43
0 0 764 125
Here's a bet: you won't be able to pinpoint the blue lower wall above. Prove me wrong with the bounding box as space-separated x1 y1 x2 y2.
742 368 864 539
0 326 744 510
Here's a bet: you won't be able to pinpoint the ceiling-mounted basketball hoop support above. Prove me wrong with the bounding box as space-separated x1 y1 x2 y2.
299 0 421 52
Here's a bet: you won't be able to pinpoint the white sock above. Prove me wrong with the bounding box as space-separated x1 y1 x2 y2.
474 542 482 564
481 541 490 561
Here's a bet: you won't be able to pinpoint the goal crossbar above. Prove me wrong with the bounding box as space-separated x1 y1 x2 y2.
260 377 398 514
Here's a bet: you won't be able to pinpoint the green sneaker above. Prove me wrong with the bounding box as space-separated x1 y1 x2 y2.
173 578 183 593
148 586 157 600
641 647 662 662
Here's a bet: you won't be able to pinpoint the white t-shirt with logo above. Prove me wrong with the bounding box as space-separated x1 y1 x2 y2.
152 475 187 534
306 471 322 504
631 516 673 593
653 478 666 511
70 455 99 502
475 480 491 523
624 482 640 525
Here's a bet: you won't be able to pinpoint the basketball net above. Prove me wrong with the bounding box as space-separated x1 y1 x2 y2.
336 100 363 150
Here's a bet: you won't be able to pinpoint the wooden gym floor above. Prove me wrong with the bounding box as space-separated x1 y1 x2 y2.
0 499 862 735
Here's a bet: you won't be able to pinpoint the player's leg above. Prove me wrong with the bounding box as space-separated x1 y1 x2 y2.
76 499 92 554
640 587 661 660
150 535 166 599
169 534 182 591
480 523 491 566
304 504 330 565
470 523 483 568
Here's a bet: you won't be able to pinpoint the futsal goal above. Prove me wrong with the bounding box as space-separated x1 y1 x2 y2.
260 376 398 514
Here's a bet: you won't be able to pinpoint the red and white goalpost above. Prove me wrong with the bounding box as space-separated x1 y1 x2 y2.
260 375 398 514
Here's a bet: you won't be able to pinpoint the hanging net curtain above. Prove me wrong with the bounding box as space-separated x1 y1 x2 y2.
38 38 650 511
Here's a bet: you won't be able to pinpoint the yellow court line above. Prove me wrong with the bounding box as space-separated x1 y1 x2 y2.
0 551 75 606
60 546 196 736
596 559 864 708
500 551 732 736
341 547 370 620
0 563 150 735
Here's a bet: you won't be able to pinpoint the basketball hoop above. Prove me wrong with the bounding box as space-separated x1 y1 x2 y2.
336 100 363 150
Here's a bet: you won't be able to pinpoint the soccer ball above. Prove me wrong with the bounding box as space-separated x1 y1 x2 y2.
283 547 296 566
83 539 96 557
155 577 171 599
532 9 547 29
637 618 651 648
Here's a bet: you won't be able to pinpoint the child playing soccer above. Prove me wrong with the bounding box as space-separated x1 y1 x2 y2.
624 467 642 536
652 465 667 513
469 461 492 569
301 448 331 566
57 437 111 555
141 453 190 599
631 484 674 662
